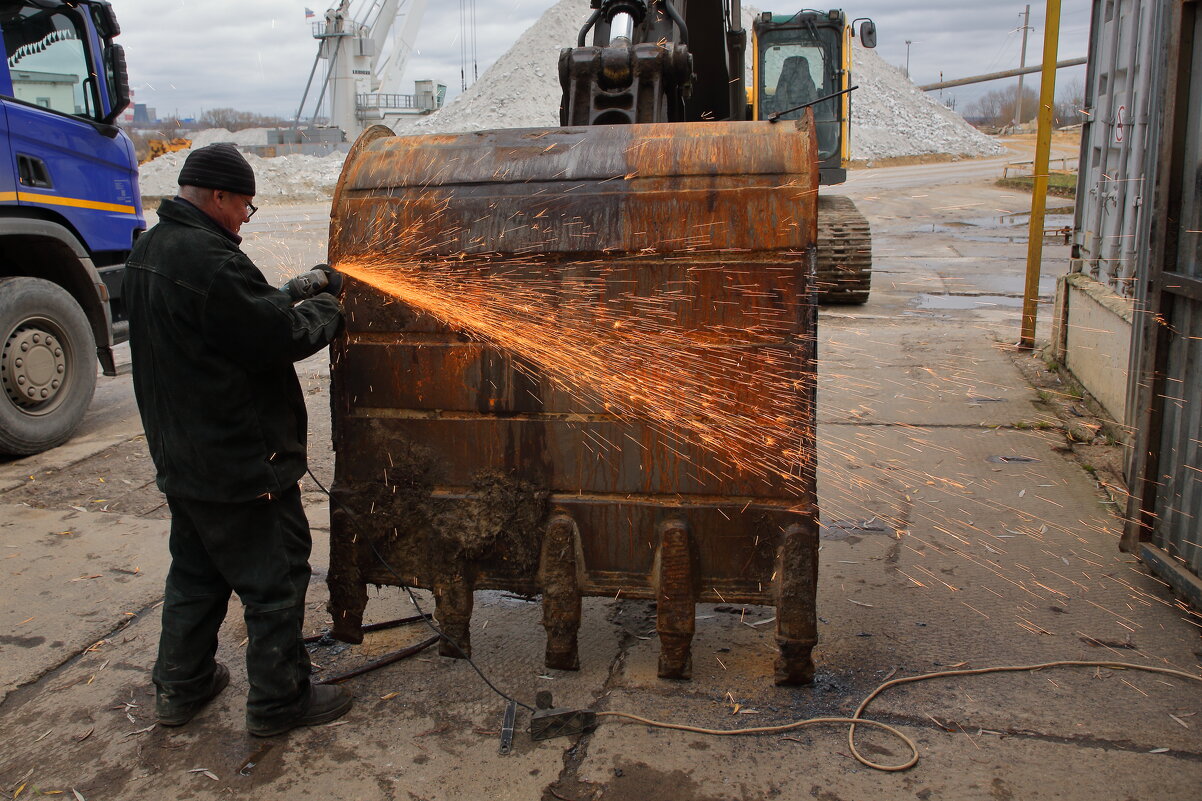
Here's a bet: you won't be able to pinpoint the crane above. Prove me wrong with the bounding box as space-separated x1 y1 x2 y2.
295 0 442 140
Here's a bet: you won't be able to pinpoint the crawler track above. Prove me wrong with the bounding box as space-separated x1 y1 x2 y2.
816 195 872 304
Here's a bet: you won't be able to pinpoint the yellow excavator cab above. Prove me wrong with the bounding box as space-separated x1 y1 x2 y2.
751 9 877 303
751 9 875 183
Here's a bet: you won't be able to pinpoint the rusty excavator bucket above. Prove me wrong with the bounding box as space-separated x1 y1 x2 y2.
326 118 821 685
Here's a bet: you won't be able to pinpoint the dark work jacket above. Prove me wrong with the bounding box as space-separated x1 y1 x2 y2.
125 197 343 503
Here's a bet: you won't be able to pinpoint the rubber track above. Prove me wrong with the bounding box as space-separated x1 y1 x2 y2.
816 195 872 305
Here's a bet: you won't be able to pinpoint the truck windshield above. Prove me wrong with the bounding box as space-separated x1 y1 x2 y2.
759 31 839 160
3 5 98 119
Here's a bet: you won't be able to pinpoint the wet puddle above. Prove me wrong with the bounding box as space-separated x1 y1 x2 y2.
913 294 1025 310
918 213 1074 244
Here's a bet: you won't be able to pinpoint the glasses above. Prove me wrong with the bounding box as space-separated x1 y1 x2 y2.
217 191 258 219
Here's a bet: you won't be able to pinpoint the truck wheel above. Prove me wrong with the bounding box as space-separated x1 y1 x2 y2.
0 277 97 456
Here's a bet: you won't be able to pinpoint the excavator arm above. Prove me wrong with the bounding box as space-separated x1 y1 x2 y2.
559 0 746 126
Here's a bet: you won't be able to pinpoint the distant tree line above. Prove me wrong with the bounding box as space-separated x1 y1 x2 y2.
967 79 1087 130
194 108 295 131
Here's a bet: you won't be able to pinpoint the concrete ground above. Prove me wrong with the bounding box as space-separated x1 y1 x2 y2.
1 151 1199 801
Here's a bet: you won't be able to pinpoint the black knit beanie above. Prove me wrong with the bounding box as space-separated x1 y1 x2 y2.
177 143 256 196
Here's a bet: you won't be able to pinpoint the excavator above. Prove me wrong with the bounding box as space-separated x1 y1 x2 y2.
560 1 877 302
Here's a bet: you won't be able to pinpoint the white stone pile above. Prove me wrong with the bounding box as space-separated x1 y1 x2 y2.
138 147 347 202
848 42 1004 160
398 0 591 135
186 127 274 148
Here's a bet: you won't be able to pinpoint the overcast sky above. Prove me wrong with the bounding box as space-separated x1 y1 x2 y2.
115 0 1093 123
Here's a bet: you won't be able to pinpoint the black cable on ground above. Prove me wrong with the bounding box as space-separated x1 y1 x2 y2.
304 471 1202 770
598 660 1202 771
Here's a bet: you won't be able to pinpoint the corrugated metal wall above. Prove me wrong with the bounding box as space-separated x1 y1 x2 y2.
1071 0 1166 295
1147 2 1202 581
1124 0 1202 601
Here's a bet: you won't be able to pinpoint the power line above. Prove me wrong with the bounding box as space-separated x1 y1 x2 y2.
458 0 478 90
983 27 1020 74
459 0 467 91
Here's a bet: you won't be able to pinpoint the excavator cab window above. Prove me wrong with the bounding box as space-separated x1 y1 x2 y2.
759 40 838 159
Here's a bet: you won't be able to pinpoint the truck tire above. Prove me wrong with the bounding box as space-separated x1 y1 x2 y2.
0 277 98 456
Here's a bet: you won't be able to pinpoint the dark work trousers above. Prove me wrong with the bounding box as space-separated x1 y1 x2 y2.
153 484 313 729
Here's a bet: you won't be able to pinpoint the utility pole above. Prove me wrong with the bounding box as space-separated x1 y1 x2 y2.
1019 0 1062 349
905 40 913 79
1013 5 1032 126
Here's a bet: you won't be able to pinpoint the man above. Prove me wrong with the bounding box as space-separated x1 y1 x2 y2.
125 143 350 736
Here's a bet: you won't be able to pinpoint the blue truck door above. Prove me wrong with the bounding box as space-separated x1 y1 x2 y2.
0 96 16 209
1 2 139 255
0 59 16 208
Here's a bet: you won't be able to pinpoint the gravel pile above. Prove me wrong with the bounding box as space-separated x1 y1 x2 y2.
848 43 1004 160
139 148 347 202
186 127 274 148
398 1 589 134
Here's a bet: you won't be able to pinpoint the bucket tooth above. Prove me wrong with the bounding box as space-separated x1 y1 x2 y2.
329 601 366 645
655 518 697 680
774 521 819 685
327 509 368 644
540 512 582 671
434 572 475 659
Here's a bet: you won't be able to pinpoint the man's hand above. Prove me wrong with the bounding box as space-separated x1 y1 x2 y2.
314 263 344 296
282 264 343 302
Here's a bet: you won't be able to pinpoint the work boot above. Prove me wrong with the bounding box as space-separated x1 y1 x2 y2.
157 662 230 727
247 683 352 737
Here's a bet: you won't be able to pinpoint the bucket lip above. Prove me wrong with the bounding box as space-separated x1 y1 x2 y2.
353 118 811 152
330 125 397 261
334 118 818 193
386 119 805 139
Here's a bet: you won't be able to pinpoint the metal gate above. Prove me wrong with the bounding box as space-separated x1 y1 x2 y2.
1124 0 1202 606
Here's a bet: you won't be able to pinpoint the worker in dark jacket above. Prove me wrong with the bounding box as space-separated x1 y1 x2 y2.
125 143 350 737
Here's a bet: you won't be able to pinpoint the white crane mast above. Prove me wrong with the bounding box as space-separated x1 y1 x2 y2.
375 0 425 98
308 0 436 140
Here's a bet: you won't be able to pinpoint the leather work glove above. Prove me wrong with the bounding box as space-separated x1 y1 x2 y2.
314 263 344 296
282 264 343 301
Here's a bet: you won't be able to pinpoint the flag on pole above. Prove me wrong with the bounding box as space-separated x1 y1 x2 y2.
305 7 315 19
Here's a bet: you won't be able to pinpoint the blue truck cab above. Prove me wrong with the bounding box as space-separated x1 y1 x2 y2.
0 0 142 455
